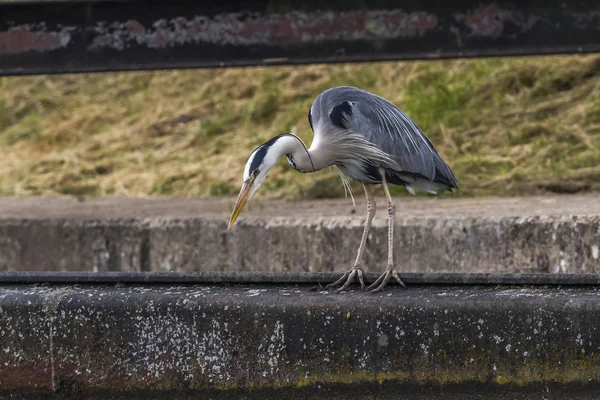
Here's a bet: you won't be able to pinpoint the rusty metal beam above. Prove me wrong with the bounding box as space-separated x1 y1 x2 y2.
1 0 600 76
2 275 600 399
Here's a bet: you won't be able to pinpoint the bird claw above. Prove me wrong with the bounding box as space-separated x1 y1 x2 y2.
366 265 406 293
326 267 365 292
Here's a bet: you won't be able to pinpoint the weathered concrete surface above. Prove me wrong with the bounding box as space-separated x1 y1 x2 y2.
2 281 600 399
0 195 598 274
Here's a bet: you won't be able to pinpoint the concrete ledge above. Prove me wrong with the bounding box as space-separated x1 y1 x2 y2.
2 273 600 399
3 271 600 285
0 215 599 274
0 196 599 274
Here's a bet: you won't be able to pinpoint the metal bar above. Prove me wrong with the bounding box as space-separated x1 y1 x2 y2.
1 0 600 76
2 271 600 285
2 282 600 399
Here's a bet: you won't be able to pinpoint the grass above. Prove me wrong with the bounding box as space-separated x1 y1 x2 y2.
0 54 599 199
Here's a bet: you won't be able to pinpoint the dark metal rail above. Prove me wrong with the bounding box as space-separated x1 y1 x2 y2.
2 0 600 76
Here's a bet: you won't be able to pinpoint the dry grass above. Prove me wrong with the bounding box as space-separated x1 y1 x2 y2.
0 54 599 199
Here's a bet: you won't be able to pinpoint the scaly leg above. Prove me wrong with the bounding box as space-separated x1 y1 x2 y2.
327 184 375 292
366 174 406 293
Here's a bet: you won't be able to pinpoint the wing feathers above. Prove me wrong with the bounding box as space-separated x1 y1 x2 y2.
321 86 457 189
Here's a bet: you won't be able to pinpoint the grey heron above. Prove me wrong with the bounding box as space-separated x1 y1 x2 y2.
228 86 458 292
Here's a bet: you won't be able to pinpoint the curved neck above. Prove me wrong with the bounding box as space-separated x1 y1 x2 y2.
275 134 331 172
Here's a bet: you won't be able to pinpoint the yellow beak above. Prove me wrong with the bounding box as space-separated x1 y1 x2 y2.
228 179 254 230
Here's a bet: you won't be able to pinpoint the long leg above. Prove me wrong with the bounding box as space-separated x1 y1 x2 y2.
366 173 406 293
327 184 375 292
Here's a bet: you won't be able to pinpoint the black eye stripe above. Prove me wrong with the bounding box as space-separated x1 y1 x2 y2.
249 147 267 174
247 133 291 175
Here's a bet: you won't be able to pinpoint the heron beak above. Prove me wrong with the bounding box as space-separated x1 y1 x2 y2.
228 178 254 230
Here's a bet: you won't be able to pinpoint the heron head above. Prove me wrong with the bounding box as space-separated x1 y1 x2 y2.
228 135 291 229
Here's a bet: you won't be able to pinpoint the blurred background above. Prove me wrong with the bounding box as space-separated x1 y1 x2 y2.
1 55 599 200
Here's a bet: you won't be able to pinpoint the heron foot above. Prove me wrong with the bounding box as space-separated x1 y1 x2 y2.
366 265 406 293
326 266 366 292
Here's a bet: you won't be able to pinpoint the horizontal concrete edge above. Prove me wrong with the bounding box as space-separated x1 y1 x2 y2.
0 214 599 274
2 271 600 286
2 282 600 399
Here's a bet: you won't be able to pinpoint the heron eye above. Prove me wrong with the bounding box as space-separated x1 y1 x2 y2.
252 169 259 178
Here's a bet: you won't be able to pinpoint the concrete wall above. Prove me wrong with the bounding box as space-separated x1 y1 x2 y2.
0 215 598 273
2 282 600 399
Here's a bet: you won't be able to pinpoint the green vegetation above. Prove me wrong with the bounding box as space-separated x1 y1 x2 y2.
0 55 599 199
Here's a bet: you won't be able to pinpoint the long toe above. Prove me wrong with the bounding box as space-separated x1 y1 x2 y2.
336 270 358 292
367 272 391 293
392 270 407 288
366 272 386 292
326 270 351 289
367 267 406 293
326 267 365 292
357 269 365 289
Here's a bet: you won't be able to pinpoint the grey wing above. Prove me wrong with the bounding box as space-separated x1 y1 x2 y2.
331 93 458 189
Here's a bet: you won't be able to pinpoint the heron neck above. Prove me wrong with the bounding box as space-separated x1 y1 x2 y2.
277 135 330 172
